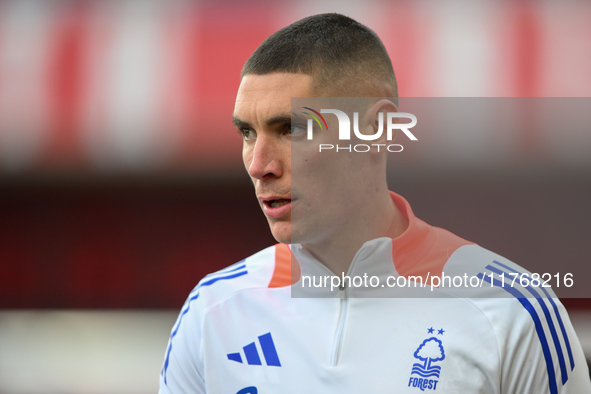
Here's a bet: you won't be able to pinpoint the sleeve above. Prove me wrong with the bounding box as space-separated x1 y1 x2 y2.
553 300 591 393
500 296 591 394
159 289 207 394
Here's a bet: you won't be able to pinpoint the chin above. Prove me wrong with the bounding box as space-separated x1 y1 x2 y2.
269 221 292 244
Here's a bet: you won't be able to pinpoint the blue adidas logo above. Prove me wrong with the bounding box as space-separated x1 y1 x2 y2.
227 332 281 367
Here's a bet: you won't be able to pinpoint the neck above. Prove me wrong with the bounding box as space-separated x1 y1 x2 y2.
302 190 408 276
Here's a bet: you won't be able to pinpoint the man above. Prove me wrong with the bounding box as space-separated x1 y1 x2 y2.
160 14 590 393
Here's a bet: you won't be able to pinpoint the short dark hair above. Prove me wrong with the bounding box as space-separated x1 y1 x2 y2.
241 13 397 98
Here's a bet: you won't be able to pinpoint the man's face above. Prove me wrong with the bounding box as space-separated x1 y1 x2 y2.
233 73 310 243
233 72 371 246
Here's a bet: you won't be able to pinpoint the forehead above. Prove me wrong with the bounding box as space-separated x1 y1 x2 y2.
234 73 314 120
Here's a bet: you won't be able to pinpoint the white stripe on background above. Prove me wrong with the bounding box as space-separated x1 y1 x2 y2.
284 0 375 27
423 0 498 97
81 0 174 171
0 1 54 171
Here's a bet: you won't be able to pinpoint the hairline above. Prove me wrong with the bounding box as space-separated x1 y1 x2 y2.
240 69 396 99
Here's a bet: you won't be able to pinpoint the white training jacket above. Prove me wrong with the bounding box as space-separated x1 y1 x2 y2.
160 192 591 394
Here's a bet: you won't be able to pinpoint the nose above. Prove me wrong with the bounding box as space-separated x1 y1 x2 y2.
246 135 283 180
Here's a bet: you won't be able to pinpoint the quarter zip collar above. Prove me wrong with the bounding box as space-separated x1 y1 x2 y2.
279 191 472 296
290 238 399 298
289 191 433 297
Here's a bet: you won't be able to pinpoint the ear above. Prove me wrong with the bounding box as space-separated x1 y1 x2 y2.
364 99 399 147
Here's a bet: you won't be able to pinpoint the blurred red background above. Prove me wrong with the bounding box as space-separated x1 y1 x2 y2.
0 0 590 309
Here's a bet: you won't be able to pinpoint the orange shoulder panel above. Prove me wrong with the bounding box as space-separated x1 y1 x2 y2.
268 243 301 288
390 191 474 283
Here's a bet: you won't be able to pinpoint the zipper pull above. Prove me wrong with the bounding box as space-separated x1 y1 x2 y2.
338 283 346 291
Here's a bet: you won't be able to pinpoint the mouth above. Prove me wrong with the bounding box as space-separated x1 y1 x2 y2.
264 199 292 209
259 195 293 218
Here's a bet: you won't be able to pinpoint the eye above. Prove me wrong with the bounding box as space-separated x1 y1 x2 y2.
289 123 307 138
240 128 255 141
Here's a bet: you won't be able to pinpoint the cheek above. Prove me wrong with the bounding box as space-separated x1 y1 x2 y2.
242 145 253 169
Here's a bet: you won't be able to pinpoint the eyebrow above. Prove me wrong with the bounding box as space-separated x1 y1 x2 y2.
232 114 298 129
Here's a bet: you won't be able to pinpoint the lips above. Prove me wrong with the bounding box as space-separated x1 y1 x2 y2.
259 195 293 218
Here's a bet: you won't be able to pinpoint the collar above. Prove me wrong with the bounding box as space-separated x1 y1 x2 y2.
269 192 473 296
